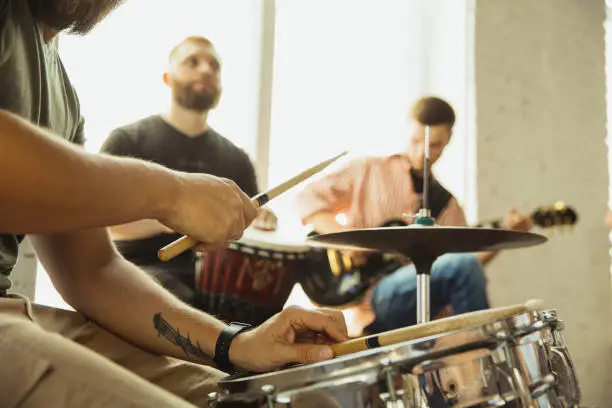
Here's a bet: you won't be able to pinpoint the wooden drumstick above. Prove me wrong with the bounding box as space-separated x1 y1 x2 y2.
157 151 348 262
331 299 544 357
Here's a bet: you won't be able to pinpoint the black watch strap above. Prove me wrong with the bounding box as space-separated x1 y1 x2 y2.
214 322 252 373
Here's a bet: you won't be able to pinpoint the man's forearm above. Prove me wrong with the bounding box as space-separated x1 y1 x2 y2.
109 219 174 241
67 253 226 364
0 110 178 234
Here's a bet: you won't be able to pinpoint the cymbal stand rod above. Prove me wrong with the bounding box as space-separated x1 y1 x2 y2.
415 127 433 224
422 125 430 216
413 256 434 324
417 273 430 324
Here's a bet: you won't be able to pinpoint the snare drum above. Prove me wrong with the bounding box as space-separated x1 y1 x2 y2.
209 302 582 407
195 228 310 326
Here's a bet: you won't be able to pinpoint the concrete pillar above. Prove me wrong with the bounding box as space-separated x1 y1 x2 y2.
475 0 611 404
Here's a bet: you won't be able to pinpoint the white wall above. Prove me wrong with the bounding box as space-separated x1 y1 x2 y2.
475 1 612 404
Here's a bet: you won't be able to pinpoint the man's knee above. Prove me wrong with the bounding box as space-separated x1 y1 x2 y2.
372 264 417 298
434 253 486 284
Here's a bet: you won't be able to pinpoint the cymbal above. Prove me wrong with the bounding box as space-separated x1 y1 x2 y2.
307 225 547 258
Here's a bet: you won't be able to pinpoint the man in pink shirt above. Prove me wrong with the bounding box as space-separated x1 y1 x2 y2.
297 96 532 334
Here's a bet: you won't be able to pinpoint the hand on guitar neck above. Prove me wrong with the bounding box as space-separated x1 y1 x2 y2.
477 207 533 265
504 207 534 231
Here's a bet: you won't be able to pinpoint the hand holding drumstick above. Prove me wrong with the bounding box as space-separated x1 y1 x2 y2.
158 151 348 261
156 174 258 253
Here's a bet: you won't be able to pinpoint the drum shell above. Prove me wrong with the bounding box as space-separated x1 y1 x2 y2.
195 241 307 326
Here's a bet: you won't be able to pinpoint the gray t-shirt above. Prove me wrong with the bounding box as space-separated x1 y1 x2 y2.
0 0 84 293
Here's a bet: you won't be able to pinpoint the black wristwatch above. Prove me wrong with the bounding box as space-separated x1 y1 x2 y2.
214 322 252 373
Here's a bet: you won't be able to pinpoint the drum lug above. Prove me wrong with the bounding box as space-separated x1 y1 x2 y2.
510 367 534 407
529 373 556 399
380 358 403 407
207 391 219 408
262 384 276 408
492 360 527 405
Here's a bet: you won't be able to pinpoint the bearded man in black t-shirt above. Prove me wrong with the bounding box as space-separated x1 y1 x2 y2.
101 36 277 307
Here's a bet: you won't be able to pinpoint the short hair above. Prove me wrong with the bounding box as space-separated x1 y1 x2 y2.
410 96 455 127
168 36 213 62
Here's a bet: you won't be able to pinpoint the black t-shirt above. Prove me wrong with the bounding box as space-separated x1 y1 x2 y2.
100 115 259 264
102 116 258 196
410 169 452 220
0 0 84 294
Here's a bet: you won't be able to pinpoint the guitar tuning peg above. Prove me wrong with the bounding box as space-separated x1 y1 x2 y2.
554 201 566 211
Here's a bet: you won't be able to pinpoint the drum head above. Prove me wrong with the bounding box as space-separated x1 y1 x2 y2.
235 227 310 253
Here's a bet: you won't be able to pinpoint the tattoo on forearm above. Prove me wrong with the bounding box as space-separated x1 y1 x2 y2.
153 313 212 363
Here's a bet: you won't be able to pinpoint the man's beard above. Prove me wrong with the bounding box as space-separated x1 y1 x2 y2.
28 0 122 35
172 82 220 113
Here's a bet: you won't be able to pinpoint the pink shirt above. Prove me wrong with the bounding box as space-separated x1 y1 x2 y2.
296 154 467 228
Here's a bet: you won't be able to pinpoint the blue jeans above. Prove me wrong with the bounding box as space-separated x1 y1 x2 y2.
365 253 489 334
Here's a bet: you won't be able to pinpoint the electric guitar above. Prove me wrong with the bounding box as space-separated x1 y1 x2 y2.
299 203 578 307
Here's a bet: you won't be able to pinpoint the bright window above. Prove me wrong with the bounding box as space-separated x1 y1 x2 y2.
266 0 475 227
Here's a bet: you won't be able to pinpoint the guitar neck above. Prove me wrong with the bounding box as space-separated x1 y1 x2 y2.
472 205 577 230
472 211 539 229
472 218 506 229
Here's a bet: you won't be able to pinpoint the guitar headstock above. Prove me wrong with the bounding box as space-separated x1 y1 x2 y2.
531 202 578 228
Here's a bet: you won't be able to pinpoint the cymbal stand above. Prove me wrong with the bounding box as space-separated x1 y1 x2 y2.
412 126 435 324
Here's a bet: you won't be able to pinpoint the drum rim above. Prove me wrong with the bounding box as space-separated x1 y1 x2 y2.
217 309 548 399
232 230 311 253
227 240 310 258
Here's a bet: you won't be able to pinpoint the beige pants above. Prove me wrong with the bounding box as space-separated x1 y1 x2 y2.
0 297 345 408
0 296 227 408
